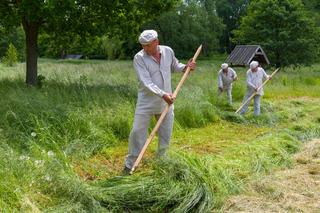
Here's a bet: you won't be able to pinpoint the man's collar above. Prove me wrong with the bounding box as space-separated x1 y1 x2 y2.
158 45 163 55
142 45 161 56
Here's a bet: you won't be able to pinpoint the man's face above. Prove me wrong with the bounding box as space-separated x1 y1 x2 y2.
251 67 258 72
223 68 228 72
142 39 159 55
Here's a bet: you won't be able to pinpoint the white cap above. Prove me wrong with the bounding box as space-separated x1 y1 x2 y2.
221 63 228 69
250 61 259 69
138 30 158 45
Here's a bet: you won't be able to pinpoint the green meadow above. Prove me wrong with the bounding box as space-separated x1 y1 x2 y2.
1 58 320 212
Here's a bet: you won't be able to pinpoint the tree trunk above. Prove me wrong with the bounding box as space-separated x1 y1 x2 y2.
22 18 39 86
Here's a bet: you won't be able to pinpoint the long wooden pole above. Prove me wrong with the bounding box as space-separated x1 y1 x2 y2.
130 45 202 174
235 68 280 114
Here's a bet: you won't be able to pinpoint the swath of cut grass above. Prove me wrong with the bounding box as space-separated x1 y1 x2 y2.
95 153 235 212
93 130 301 212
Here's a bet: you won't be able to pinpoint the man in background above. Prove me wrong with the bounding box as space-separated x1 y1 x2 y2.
217 63 237 105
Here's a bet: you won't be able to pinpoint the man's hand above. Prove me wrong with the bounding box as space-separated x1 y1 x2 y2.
233 76 238 81
185 58 196 71
218 87 223 92
162 93 176 105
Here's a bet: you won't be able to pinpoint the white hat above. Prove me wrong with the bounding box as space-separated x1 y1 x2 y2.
138 30 158 45
221 63 228 69
250 61 259 69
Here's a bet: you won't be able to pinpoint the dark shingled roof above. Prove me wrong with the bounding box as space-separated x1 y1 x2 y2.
225 45 270 66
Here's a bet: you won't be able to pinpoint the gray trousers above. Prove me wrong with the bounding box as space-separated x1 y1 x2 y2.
125 108 174 169
240 91 261 116
218 86 232 104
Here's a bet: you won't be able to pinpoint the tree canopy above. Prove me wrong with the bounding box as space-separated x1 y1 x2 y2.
1 0 320 73
0 26 25 61
143 0 224 58
0 0 179 85
215 0 250 53
233 0 320 66
302 0 320 28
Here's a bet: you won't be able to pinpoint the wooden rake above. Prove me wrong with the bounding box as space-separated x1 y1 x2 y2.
130 45 203 174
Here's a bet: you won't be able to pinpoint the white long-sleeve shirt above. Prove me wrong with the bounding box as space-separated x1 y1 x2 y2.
218 68 237 89
246 67 269 95
133 45 185 114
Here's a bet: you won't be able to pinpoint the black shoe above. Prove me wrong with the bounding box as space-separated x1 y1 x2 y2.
122 166 132 175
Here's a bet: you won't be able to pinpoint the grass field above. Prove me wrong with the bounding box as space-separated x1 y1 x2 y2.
0 58 319 212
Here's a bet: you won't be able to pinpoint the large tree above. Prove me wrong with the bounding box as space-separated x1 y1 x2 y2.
0 0 178 86
233 0 320 66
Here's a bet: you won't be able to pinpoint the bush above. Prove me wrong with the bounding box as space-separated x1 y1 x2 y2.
100 36 125 60
2 43 18 66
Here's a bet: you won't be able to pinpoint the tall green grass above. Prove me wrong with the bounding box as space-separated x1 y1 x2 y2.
0 59 319 211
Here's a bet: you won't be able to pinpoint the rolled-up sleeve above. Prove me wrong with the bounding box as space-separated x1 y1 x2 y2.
134 56 165 97
262 68 269 80
232 69 237 80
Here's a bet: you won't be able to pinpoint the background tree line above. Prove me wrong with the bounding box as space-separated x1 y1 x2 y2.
1 0 320 85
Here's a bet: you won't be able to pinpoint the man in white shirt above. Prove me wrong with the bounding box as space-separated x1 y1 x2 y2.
239 61 270 116
123 30 196 174
217 63 237 105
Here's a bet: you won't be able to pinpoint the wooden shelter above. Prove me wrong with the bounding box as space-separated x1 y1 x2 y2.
225 45 270 66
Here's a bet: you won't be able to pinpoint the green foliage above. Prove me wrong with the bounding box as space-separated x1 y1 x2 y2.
35 0 179 58
215 0 250 52
39 33 128 59
302 0 320 26
233 0 320 66
100 36 125 60
2 43 18 66
38 33 103 59
0 0 180 85
144 0 224 58
37 74 46 88
2 0 320 63
0 26 25 61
